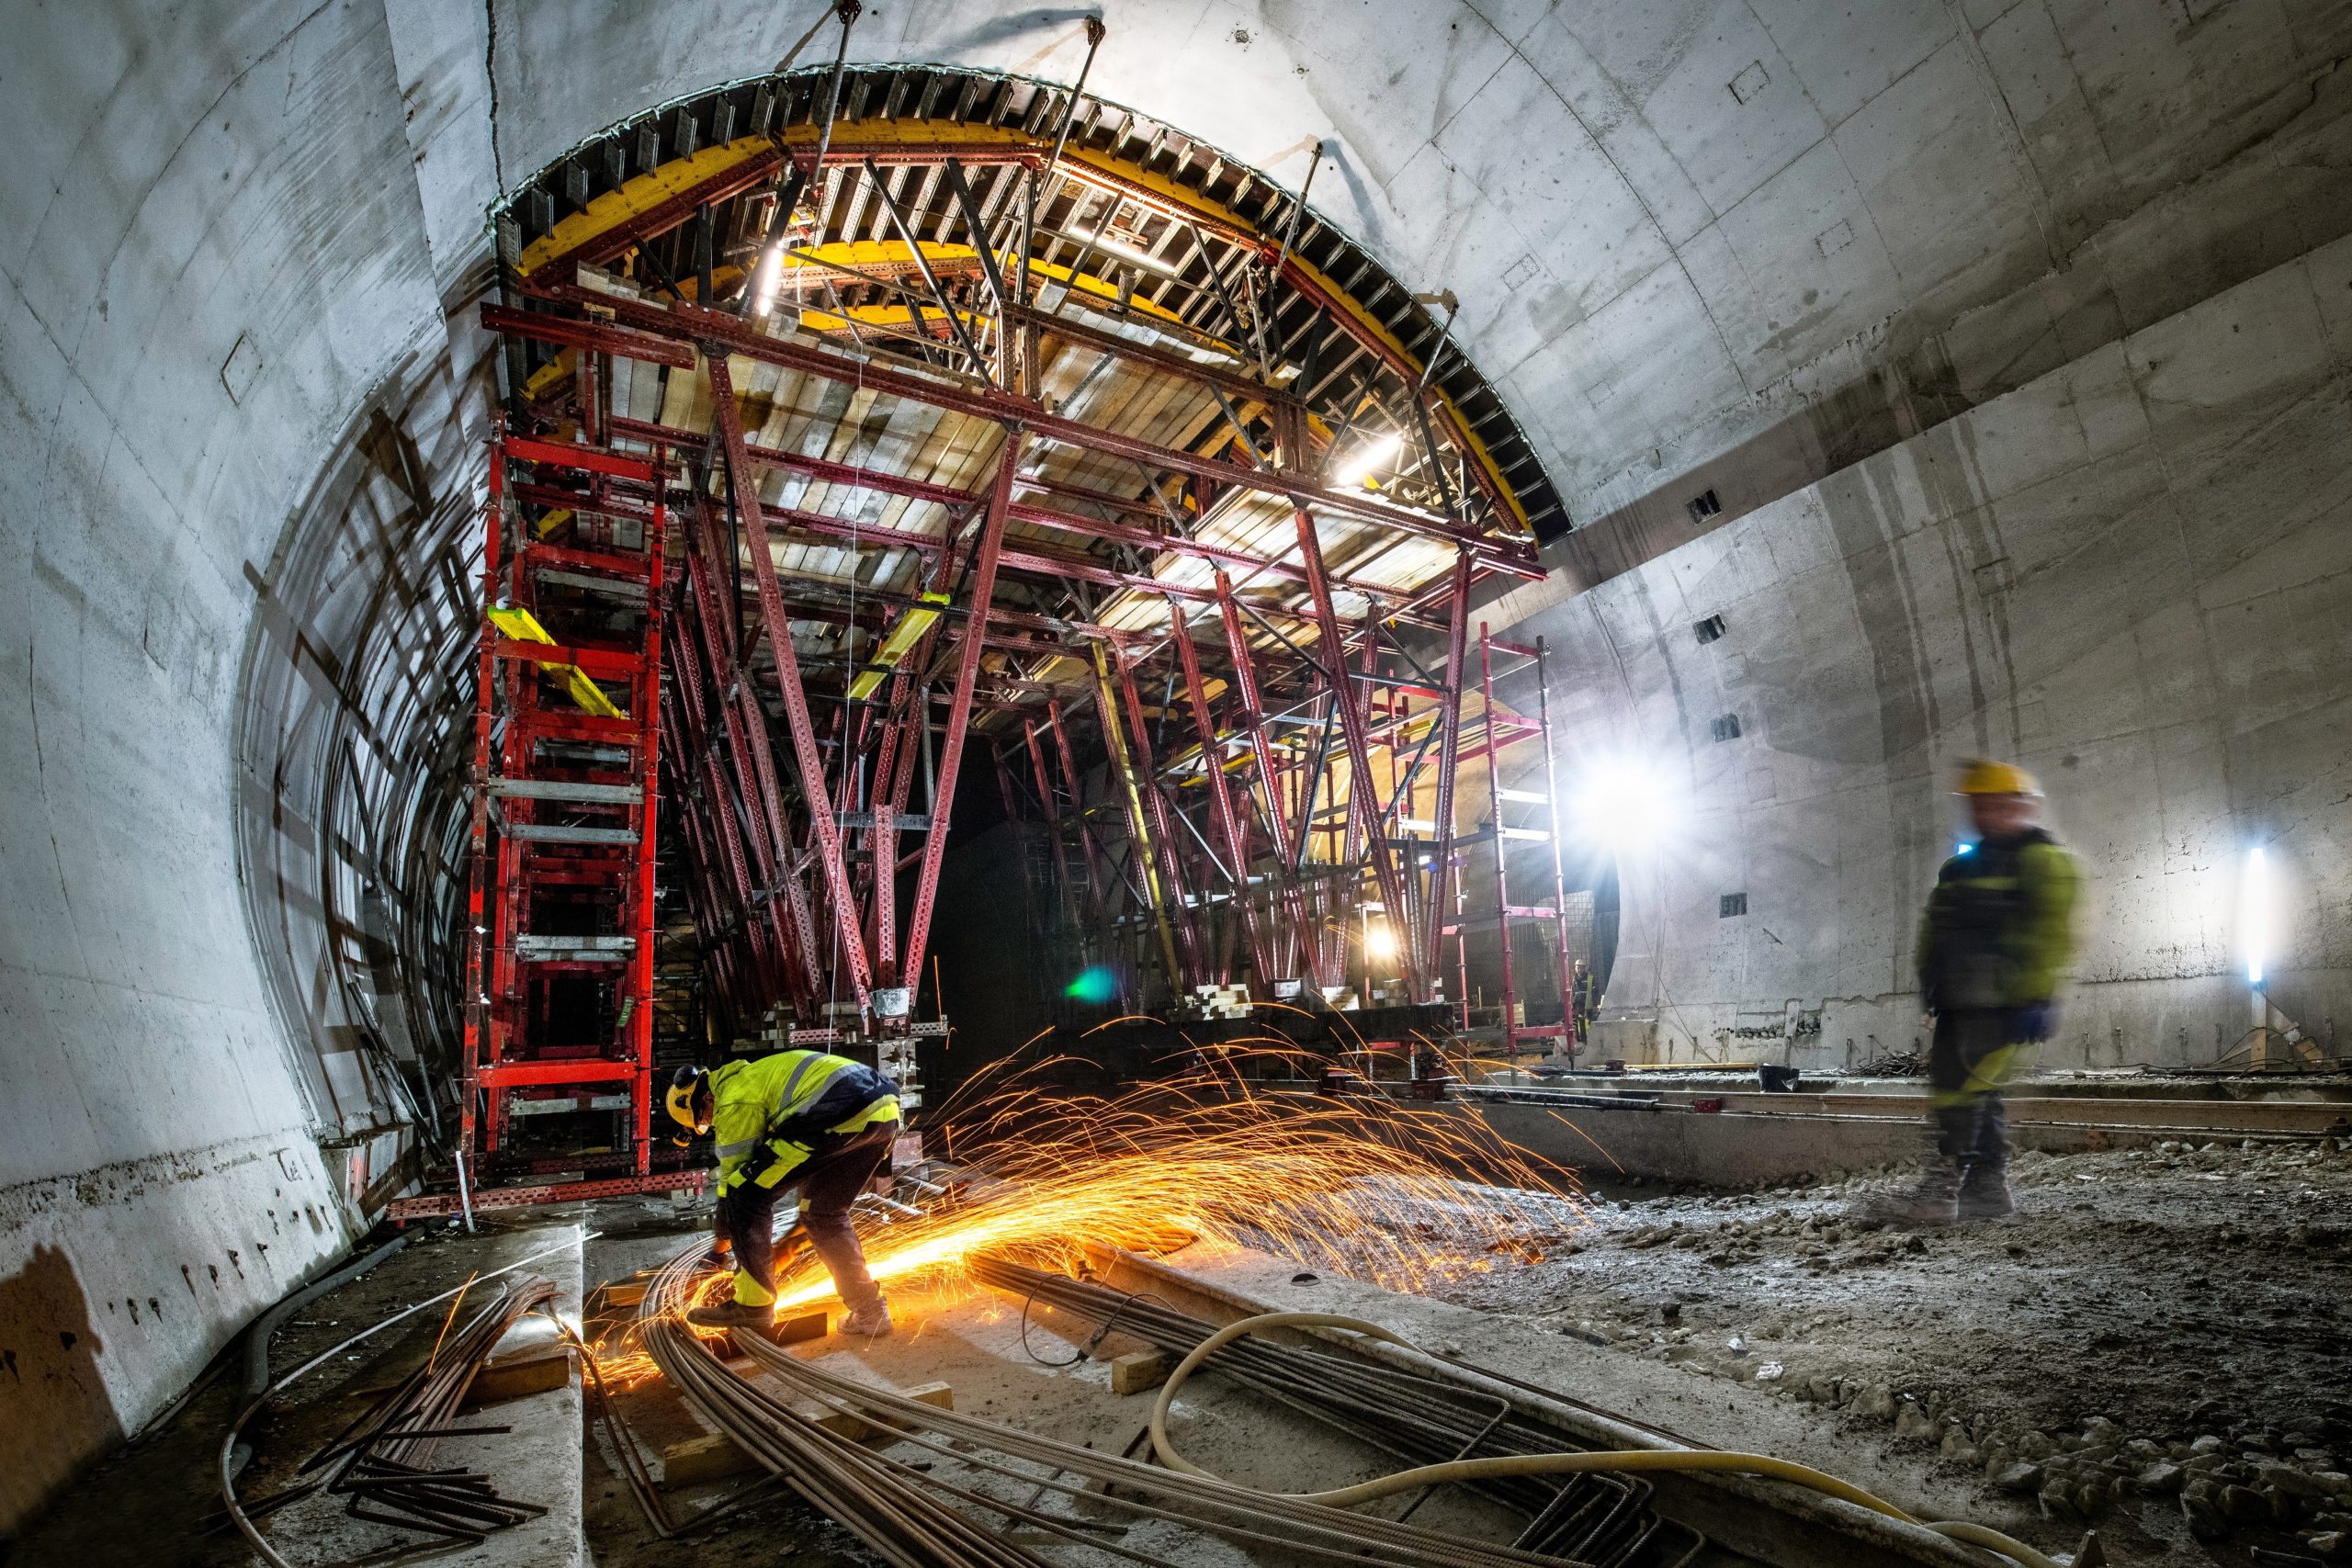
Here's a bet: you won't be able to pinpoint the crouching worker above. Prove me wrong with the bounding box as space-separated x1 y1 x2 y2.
664 1051 901 1337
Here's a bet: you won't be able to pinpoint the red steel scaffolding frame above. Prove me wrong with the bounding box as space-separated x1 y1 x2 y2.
398 432 688 1219
394 43 1590 1218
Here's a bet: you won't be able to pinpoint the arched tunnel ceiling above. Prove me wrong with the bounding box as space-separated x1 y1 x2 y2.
431 0 2352 551
6 1 2352 1522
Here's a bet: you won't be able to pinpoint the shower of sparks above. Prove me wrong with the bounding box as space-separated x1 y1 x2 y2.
588 1044 1589 1382
773 1046 1586 1310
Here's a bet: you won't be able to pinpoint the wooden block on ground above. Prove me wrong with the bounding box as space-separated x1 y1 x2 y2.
662 1432 758 1488
820 1380 955 1443
1110 1351 1171 1396
718 1310 826 1359
598 1280 648 1307
768 1309 829 1344
461 1343 576 1408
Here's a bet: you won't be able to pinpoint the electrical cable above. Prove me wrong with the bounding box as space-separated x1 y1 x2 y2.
242 1233 414 1402
1012 1283 1173 1368
1146 1309 2067 1568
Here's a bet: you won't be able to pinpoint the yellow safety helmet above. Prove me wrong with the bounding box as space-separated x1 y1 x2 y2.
1957 758 2041 797
665 1066 712 1137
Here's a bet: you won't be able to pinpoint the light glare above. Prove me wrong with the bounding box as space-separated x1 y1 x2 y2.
750 244 785 317
1334 432 1403 487
1571 757 1678 853
2242 846 2270 987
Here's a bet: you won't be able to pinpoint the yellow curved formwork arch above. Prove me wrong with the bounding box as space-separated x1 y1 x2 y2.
511 116 1533 535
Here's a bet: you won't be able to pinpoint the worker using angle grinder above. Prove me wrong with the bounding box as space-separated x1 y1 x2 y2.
1892 760 2082 1225
665 1050 902 1337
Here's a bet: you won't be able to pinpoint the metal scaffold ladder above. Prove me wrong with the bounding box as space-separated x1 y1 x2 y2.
424 429 685 1216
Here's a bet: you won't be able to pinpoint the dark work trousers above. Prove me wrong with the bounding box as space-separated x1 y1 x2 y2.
717 1124 894 1312
1928 1009 2015 1185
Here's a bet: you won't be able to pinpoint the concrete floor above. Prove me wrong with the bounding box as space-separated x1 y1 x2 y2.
13 1135 2348 1568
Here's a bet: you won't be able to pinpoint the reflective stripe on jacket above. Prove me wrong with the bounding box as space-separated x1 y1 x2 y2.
1917 830 2082 1011
709 1050 899 1195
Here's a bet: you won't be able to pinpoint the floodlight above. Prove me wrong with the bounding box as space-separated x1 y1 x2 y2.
2242 846 2271 987
1334 432 1402 487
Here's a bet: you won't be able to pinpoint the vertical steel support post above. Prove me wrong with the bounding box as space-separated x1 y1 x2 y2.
1533 636 1576 1058
1421 547 1473 997
629 477 666 1171
458 434 507 1168
1213 570 1319 988
682 499 812 1008
1048 701 1115 937
1090 640 1183 989
1477 623 1515 1051
1110 636 1205 987
705 351 875 1010
1167 596 1271 987
1293 506 1421 998
900 434 1023 989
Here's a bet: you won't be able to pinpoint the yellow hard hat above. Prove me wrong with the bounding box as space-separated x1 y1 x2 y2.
1957 759 2040 796
665 1066 711 1134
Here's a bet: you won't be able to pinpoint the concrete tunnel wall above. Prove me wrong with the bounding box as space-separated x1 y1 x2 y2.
9 0 2352 1531
1483 237 2352 1072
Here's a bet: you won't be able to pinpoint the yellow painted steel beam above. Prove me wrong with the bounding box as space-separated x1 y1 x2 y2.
510 118 1533 533
845 591 949 701
518 138 774 278
487 604 627 719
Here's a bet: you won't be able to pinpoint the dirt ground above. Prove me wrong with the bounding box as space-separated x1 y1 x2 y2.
1427 1134 2352 1563
17 1138 2352 1568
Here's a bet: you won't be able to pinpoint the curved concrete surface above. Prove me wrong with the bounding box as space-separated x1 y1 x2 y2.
6 0 2352 1528
1487 235 2352 1072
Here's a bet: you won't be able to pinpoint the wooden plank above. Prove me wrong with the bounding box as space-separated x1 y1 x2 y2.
460 1342 576 1408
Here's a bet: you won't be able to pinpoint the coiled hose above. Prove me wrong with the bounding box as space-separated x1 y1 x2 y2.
1148 1311 2066 1568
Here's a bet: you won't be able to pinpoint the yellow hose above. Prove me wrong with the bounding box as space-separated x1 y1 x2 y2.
1148 1310 2065 1568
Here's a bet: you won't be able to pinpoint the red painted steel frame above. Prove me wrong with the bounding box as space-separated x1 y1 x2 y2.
902 443 1022 989
389 1169 706 1222
706 352 876 1010
548 286 1540 575
469 124 1577 1040
1294 506 1422 1000
458 431 666 1204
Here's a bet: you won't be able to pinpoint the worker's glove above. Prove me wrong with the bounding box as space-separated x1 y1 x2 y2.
2007 1001 2056 1043
700 1234 734 1269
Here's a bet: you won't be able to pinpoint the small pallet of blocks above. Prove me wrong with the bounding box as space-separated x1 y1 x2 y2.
1176 983 1253 1021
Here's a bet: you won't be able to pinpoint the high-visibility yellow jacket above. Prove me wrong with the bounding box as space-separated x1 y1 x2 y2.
1917 829 2082 1011
709 1050 900 1196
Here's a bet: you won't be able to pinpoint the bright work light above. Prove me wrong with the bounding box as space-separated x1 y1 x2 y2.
750 243 786 317
2241 846 2271 987
1570 757 1677 853
1334 432 1402 488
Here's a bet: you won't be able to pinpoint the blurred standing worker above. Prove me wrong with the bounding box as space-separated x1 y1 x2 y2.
1570 959 1602 1054
665 1051 902 1336
1895 761 2082 1224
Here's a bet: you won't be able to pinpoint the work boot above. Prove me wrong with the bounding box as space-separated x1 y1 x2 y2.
1955 1165 2014 1222
1871 1168 1960 1226
684 1298 775 1331
841 1299 894 1338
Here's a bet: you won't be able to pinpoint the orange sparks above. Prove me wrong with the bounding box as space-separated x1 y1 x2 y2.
749 1050 1587 1314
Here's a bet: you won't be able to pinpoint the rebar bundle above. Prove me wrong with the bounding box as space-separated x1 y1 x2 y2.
639 1242 1690 1568
232 1275 556 1551
969 1256 1704 1568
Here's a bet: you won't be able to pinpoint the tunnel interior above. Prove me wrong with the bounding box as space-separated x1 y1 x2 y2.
9 1 2352 1560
